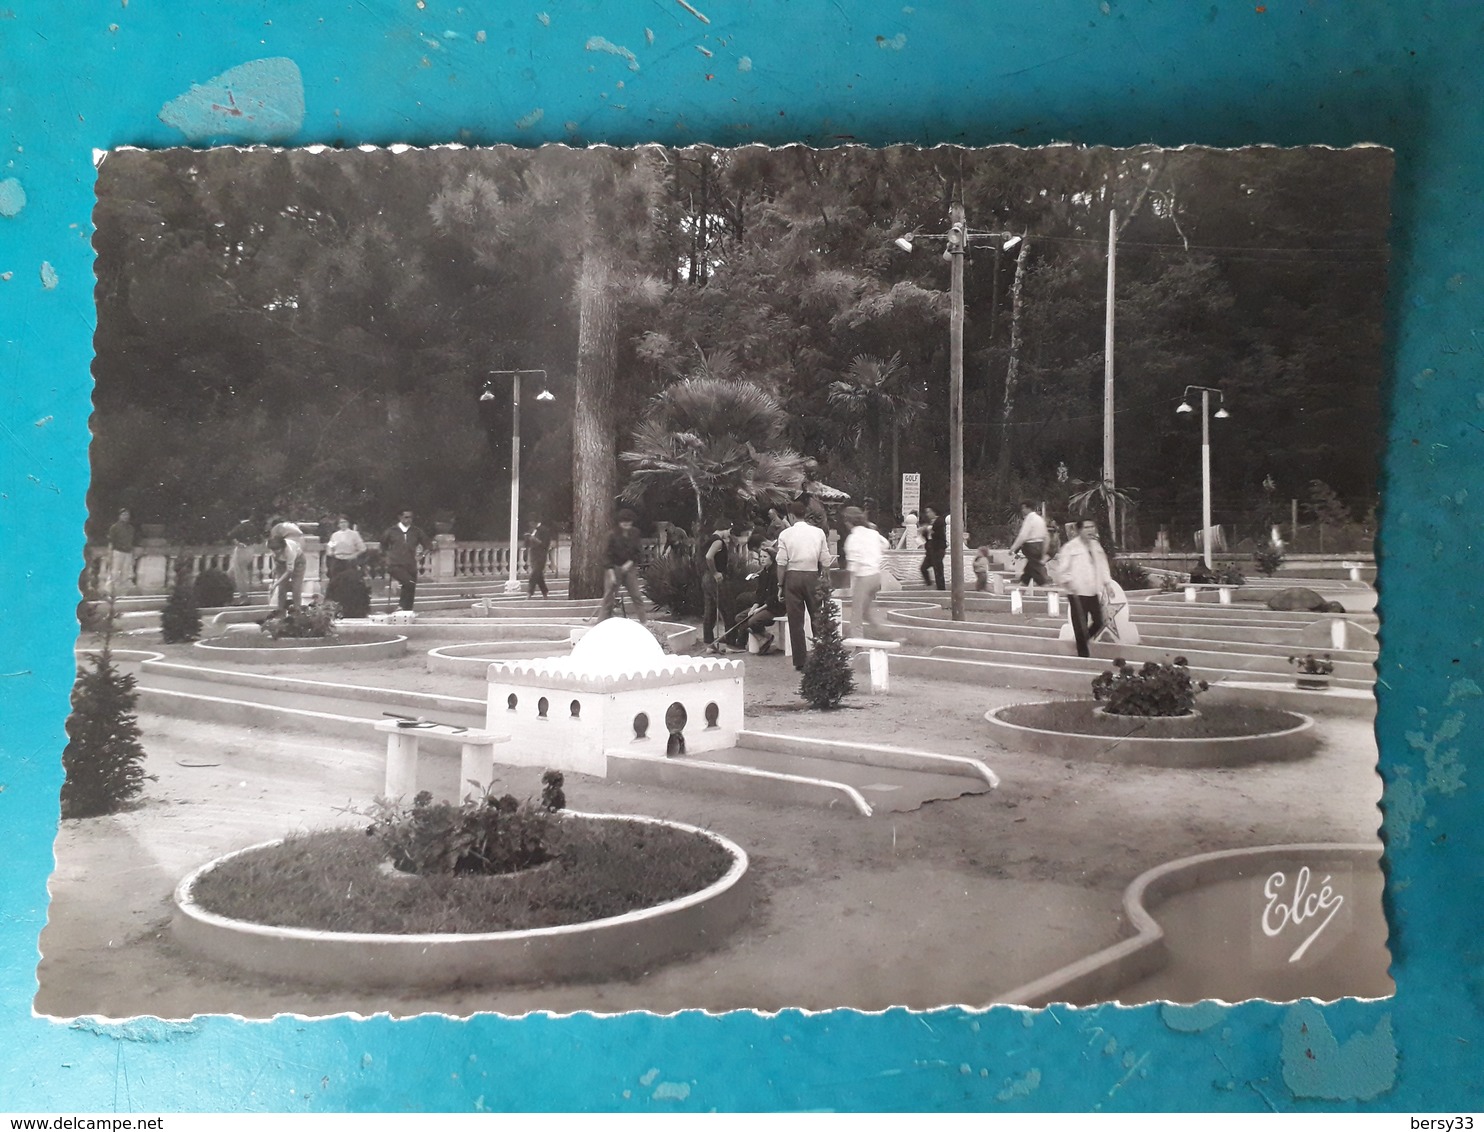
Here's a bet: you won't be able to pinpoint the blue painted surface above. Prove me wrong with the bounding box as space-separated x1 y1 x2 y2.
2 0 1481 1112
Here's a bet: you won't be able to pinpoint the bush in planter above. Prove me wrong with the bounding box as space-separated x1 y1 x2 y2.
800 575 855 710
362 778 566 876
161 559 202 643
642 549 704 618
194 568 236 608
1091 656 1209 717
325 570 371 618
1288 652 1335 676
1253 546 1286 577
1110 559 1150 591
1217 562 1247 586
260 598 339 640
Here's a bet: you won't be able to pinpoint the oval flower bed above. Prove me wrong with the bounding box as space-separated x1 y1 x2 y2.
172 812 750 989
986 699 1316 767
194 626 408 663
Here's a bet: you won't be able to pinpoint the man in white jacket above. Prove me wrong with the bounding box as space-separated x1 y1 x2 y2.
1051 519 1112 658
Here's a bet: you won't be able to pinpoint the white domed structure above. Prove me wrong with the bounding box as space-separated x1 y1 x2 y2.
568 617 665 676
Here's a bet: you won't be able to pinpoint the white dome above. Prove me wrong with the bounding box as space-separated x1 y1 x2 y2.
567 617 664 676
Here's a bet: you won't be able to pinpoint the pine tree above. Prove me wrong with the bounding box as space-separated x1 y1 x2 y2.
800 576 855 710
61 599 149 818
160 557 201 643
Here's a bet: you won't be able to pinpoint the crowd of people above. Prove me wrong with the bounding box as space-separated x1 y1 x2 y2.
100 494 1120 659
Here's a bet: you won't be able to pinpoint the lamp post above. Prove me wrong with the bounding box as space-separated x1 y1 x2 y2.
894 212 1024 622
480 369 555 593
1176 385 1229 569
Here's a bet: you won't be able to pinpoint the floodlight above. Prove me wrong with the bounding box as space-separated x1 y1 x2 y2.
1214 407 1229 419
894 235 914 253
1176 401 1193 414
536 388 556 402
1002 234 1022 251
479 388 496 402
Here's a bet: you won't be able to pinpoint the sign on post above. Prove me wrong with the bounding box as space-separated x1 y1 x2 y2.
901 473 921 518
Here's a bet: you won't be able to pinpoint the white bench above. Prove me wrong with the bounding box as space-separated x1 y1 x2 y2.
1183 583 1236 604
373 718 509 802
841 637 901 693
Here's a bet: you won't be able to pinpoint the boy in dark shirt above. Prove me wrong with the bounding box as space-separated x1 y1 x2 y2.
596 509 649 623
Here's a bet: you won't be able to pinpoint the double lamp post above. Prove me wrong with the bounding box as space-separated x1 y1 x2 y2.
480 370 555 592
1176 384 1229 569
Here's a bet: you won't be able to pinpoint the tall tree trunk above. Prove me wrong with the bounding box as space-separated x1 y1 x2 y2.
993 239 1030 493
570 249 619 599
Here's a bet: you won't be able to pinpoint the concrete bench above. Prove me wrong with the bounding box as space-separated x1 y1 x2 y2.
841 637 902 693
373 718 509 802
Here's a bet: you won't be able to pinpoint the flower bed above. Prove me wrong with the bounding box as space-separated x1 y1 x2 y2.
171 812 751 988
193 627 407 663
985 700 1317 767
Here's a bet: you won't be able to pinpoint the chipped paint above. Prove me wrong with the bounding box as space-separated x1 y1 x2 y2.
0 177 24 216
1389 698 1471 847
995 1067 1041 1101
651 1081 691 1100
158 57 305 142
1280 1003 1395 1100
39 261 57 289
584 36 640 71
737 55 752 71
675 0 711 24
515 108 545 129
1159 1001 1229 1032
876 32 908 49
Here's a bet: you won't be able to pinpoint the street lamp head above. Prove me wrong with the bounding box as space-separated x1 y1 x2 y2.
1176 401 1193 414
536 388 555 402
893 235 914 253
1214 406 1230 419
478 388 496 402
1001 234 1022 251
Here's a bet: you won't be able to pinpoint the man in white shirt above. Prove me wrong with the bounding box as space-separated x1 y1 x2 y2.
775 500 833 671
1049 518 1113 657
1009 500 1050 588
841 505 890 640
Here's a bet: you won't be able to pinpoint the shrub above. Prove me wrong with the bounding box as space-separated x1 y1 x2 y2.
260 598 339 640
194 568 236 608
1091 656 1209 717
61 645 150 818
1289 652 1335 676
1158 573 1183 594
160 559 202 643
325 570 371 618
800 576 855 710
1253 547 1286 577
1217 562 1247 586
362 779 566 876
641 548 704 618
1110 559 1150 591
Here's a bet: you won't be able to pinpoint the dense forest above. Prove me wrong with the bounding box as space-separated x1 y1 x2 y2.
90 143 1390 594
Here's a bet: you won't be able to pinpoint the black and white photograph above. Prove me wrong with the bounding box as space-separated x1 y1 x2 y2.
43 141 1393 1018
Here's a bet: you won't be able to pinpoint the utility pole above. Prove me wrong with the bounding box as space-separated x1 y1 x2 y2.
1103 207 1117 544
948 202 966 621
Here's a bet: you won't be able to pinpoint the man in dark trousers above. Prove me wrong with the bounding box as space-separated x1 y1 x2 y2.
596 509 649 623
379 509 431 611
919 505 947 590
775 500 833 670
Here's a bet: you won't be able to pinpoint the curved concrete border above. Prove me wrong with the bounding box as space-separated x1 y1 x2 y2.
172 811 750 989
997 842 1384 1007
193 632 408 665
984 700 1317 767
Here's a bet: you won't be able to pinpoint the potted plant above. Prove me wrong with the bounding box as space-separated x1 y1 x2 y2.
1288 652 1335 690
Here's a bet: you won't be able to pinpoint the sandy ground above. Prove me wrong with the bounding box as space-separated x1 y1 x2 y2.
36 633 1386 1019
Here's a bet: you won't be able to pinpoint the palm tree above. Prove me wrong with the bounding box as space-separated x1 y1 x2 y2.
826 352 923 509
621 362 810 529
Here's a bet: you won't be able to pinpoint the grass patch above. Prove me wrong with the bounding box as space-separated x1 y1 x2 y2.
189 817 735 934
999 700 1303 740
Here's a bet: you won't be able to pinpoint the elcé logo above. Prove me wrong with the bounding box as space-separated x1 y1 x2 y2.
1262 867 1345 963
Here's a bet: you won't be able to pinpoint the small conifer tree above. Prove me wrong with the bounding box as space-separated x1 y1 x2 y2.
62 597 149 818
800 575 855 709
160 556 202 643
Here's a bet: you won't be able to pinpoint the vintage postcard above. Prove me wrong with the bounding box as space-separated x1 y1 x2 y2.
40 142 1391 1019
